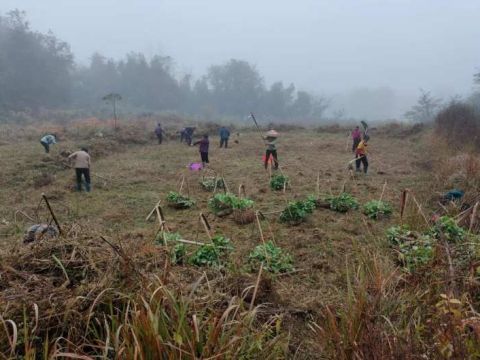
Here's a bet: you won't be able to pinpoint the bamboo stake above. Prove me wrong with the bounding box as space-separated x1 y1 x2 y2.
316 170 320 197
42 193 62 235
379 181 387 201
146 200 161 221
250 263 263 311
469 202 479 232
255 211 266 245
200 213 212 240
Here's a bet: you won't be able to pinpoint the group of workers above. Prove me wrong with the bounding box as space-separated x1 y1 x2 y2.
39 122 370 194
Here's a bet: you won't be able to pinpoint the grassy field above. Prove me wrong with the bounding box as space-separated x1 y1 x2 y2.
1 121 479 358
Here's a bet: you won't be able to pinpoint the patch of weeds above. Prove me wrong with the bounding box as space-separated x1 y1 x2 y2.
363 200 393 219
386 225 414 246
248 241 293 273
270 174 289 191
428 216 465 243
398 235 435 272
326 193 358 213
386 225 435 272
304 195 318 214
166 191 195 209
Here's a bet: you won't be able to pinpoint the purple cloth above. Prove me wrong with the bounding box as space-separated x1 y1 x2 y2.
352 129 362 140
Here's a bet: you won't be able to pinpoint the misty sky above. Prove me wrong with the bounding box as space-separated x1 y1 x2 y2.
1 0 479 118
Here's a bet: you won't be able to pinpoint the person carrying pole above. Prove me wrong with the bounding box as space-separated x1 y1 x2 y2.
263 129 279 170
193 134 210 168
351 126 362 153
154 123 166 144
40 134 57 153
355 135 369 174
219 126 230 148
68 147 91 192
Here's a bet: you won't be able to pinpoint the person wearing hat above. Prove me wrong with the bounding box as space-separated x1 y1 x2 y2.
68 147 91 192
355 135 369 174
263 129 279 170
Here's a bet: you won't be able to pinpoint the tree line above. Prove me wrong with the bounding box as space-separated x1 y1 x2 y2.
0 10 328 121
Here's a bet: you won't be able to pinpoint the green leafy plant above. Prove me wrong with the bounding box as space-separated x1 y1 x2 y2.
270 174 289 191
200 177 225 191
386 225 413 246
208 193 254 215
155 231 182 245
363 200 393 219
171 243 187 264
397 235 434 272
166 191 195 209
304 195 318 214
385 225 435 272
428 216 465 243
189 235 233 267
325 193 359 213
279 201 308 224
248 241 293 273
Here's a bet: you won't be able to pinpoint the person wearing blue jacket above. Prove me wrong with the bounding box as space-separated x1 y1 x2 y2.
219 126 230 148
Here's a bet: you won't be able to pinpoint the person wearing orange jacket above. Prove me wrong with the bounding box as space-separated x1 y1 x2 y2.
355 135 369 174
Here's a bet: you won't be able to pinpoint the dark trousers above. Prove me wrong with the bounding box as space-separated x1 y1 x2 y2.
157 134 163 144
220 138 229 148
200 152 209 164
265 149 279 170
40 141 49 153
355 155 368 173
352 138 361 153
75 168 91 192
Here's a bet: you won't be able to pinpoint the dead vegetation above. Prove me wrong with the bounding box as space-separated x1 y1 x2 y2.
2 120 480 358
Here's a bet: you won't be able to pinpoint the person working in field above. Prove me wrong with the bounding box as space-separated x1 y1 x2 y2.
219 126 230 148
40 134 57 153
351 126 362 153
184 127 196 145
193 134 210 168
154 123 166 144
68 147 91 192
355 135 369 174
263 129 279 170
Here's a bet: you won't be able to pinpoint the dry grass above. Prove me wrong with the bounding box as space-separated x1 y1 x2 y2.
1 120 480 358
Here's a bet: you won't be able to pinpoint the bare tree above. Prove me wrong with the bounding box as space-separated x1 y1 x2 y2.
102 93 122 129
405 89 442 123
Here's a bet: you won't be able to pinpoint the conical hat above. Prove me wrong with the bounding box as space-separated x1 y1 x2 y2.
266 130 278 137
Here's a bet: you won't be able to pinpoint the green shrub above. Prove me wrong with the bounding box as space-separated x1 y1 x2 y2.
189 235 233 267
171 243 187 264
270 174 289 191
386 225 413 246
155 231 182 245
428 216 465 243
200 177 225 191
166 191 195 209
248 241 293 273
326 193 358 213
398 235 435 272
363 200 393 219
304 195 318 214
208 193 254 215
279 201 308 224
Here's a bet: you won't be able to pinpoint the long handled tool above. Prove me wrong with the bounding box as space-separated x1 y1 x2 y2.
249 112 264 140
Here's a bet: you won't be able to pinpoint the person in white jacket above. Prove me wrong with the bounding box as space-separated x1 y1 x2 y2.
40 134 57 153
68 147 91 192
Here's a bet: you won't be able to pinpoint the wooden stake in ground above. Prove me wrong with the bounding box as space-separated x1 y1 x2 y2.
42 193 63 235
400 189 408 221
250 263 263 311
200 213 213 241
379 181 387 201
